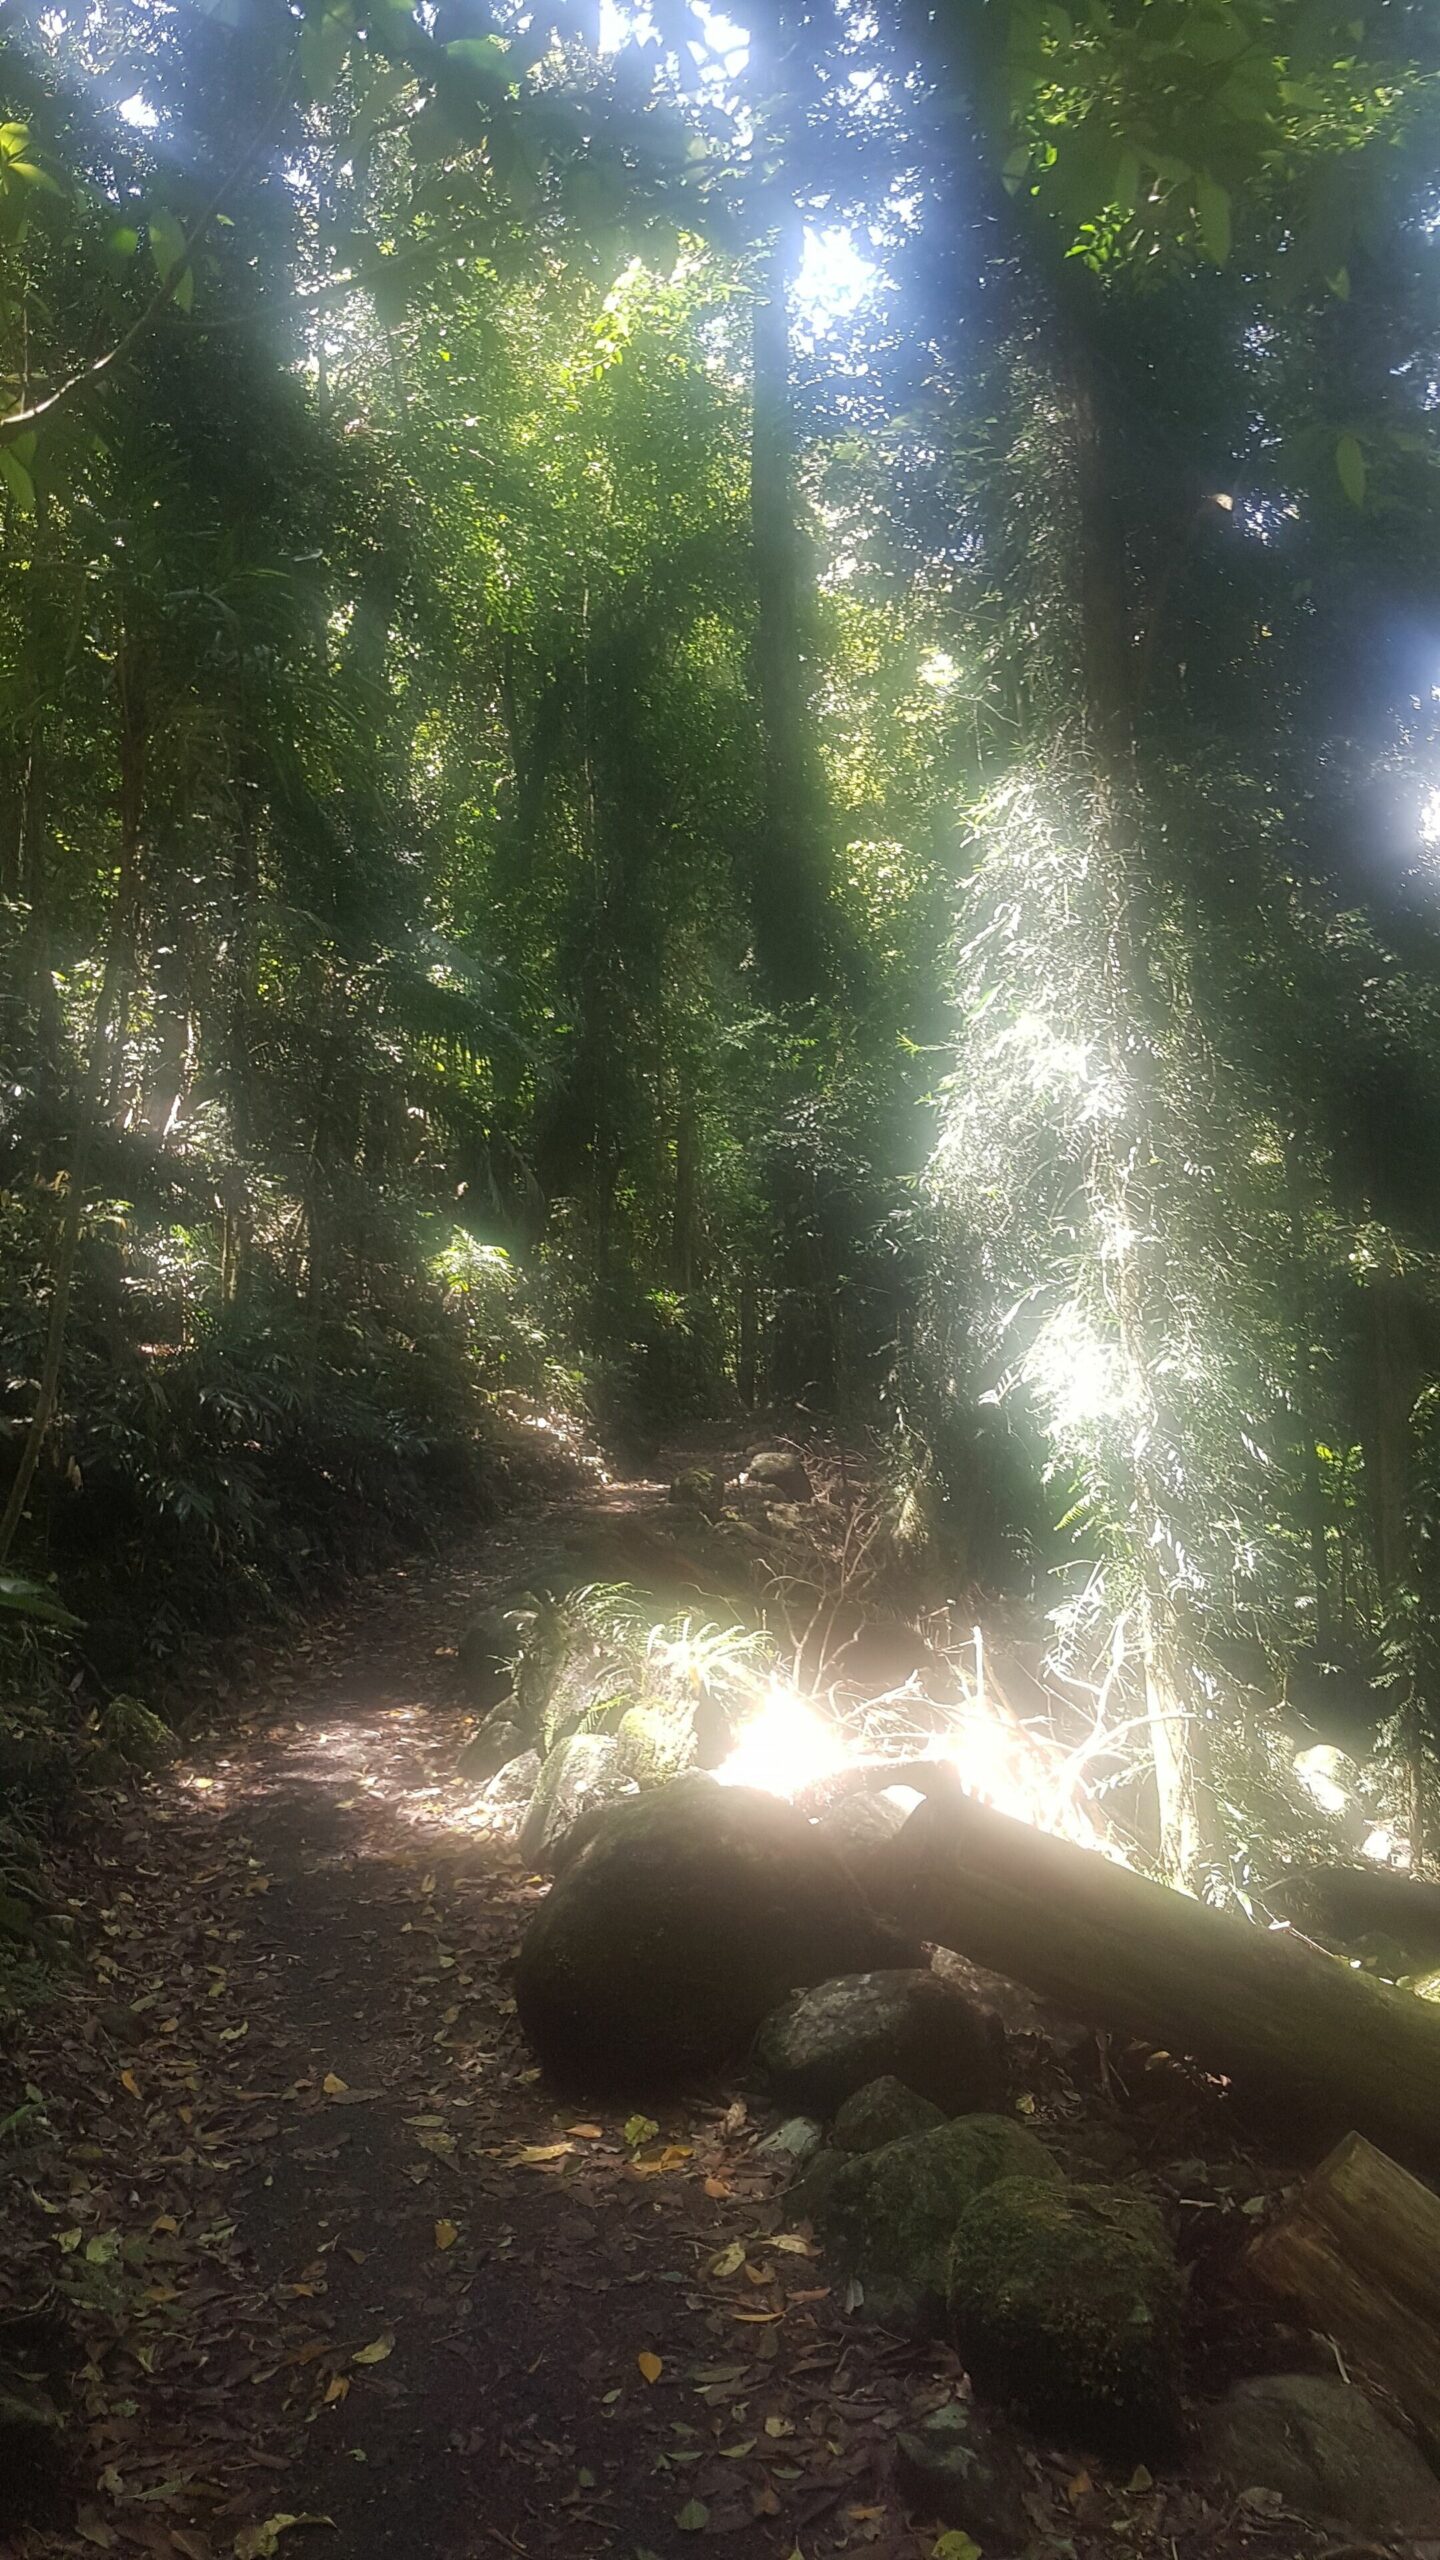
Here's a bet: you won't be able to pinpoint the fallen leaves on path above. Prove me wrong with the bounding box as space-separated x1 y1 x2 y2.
1 1509 1311 2560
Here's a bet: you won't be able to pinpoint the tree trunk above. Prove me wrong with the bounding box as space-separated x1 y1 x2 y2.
750 221 824 997
0 639 147 1566
1248 2132 1440 2460
881 1783 1440 2172
671 1094 700 1292
1065 297 1225 1890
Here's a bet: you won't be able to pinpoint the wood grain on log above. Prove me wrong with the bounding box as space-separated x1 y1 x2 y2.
1248 2132 1440 2460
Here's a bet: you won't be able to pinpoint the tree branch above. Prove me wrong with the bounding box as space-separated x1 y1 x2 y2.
0 45 298 445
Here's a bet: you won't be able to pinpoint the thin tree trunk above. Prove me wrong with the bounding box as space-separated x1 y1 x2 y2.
749 219 833 1000
0 640 147 1566
1065 298 1225 1889
671 1096 699 1292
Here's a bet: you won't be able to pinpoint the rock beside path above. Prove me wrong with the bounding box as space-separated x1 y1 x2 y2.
796 2115 1060 2336
755 1968 1006 2114
1200 2373 1440 2539
948 2175 1183 2454
475 1747 543 1837
745 1449 813 1502
516 1731 633 1867
456 1603 536 1710
894 2400 1031 2545
515 1778 908 2091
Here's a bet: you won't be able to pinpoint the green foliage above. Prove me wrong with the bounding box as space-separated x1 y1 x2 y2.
3 0 1440 1889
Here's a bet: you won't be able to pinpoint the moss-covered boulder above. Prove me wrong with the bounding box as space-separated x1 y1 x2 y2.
755 1968 1006 2114
670 1467 727 1519
832 2076 946 2153
99 1696 175 1772
615 1699 696 1784
798 2115 1060 2336
947 2176 1183 2453
514 1777 907 2093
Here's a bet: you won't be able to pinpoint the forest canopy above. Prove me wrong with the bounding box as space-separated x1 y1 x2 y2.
4 0 1440 1891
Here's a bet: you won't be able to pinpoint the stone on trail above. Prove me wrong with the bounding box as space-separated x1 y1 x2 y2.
1199 2372 1440 2539
832 2075 946 2153
516 1732 635 1869
457 1713 527 1785
947 2175 1183 2453
745 1448 813 1502
755 1968 1007 2114
514 1777 907 2092
796 2114 1060 2337
894 2400 1031 2546
755 2115 825 2166
475 1748 542 1838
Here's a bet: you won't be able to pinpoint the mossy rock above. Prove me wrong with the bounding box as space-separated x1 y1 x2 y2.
948 2175 1183 2453
670 1467 726 1519
800 2114 1060 2336
99 1697 174 1772
832 2076 945 2153
615 1699 697 1785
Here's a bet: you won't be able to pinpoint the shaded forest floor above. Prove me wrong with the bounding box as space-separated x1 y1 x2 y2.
1 1457 1403 2560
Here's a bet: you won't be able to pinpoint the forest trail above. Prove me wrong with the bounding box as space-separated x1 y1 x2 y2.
11 1463 960 2560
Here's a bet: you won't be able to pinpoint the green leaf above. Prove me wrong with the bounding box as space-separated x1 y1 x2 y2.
933 2537 983 2560
447 34 510 73
7 159 64 196
1195 176 1231 264
0 1576 80 1624
0 447 35 512
108 224 140 258
1336 432 1366 505
147 207 193 310
675 2504 709 2533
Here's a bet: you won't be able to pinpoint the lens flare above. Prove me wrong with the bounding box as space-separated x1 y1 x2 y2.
714 1681 848 1799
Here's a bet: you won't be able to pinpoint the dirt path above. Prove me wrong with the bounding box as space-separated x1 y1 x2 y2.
7 1482 962 2560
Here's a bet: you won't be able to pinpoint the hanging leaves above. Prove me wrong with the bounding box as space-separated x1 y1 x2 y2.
1336 432 1366 505
146 206 193 312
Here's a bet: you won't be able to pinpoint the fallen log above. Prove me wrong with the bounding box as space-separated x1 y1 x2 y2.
880 1784 1440 2171
1247 2133 1440 2459
1264 1860 1440 1964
